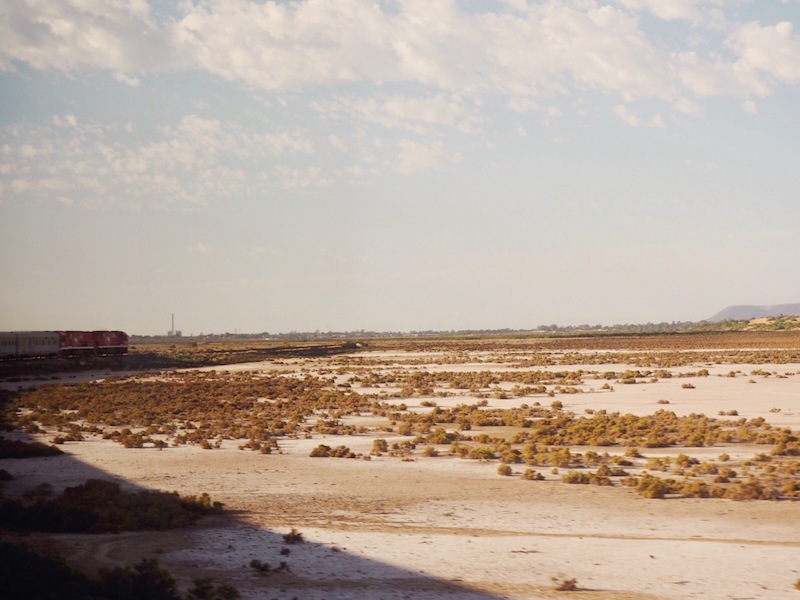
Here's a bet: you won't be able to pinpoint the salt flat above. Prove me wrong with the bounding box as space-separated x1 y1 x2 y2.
3 344 800 599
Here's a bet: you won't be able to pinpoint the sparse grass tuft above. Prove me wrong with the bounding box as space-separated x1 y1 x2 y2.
283 528 304 544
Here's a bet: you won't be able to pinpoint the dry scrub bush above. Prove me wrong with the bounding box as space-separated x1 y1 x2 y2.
9 371 379 448
551 575 579 591
283 528 304 544
8 336 800 502
522 468 545 480
371 438 388 455
309 444 355 458
250 559 290 575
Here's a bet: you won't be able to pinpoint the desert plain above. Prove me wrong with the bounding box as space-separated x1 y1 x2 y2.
2 334 800 599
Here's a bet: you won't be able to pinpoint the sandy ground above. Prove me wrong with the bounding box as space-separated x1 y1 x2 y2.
3 351 800 599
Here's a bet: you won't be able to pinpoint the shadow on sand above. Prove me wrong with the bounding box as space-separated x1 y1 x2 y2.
0 429 506 600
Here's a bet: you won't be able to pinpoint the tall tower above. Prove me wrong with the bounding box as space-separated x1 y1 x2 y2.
169 314 182 337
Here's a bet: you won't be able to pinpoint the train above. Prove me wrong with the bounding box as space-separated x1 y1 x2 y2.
0 331 129 359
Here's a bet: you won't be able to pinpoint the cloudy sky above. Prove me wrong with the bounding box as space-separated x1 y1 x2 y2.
2 0 799 335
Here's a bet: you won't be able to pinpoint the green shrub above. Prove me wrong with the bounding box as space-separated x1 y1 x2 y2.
0 540 102 599
0 436 62 458
0 479 222 533
98 557 181 600
0 542 242 600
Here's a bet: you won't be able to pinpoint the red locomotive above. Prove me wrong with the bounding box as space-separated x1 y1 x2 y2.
89 330 129 355
0 331 129 359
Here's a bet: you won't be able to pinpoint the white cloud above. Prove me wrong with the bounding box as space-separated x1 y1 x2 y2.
613 104 640 126
256 132 315 156
2 0 799 206
53 115 79 128
0 114 256 207
612 0 717 25
19 144 37 158
2 0 796 113
314 93 476 132
546 106 563 118
173 0 397 90
508 97 538 113
0 0 172 76
728 21 800 91
612 105 666 129
395 139 452 175
648 113 666 128
274 165 333 190
329 135 347 151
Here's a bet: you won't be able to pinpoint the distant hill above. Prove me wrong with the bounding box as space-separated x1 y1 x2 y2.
707 304 800 322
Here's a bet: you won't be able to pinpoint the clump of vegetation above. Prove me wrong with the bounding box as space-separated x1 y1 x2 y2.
283 527 304 544
497 463 512 476
6 333 800 504
309 444 355 458
0 542 239 600
420 445 438 457
371 438 388 455
250 559 290 575
551 575 578 591
0 478 222 533
521 468 544 481
0 436 62 458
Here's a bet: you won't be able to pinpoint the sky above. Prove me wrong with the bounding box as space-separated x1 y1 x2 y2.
1 0 799 336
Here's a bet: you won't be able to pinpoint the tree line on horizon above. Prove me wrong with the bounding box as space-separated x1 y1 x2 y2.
130 317 796 342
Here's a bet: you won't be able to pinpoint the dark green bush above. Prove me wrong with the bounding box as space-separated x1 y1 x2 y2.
0 543 240 600
0 478 222 533
0 436 62 458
